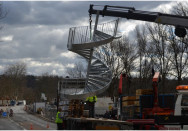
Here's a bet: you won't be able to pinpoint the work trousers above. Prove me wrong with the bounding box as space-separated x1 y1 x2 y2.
88 102 95 118
57 123 63 130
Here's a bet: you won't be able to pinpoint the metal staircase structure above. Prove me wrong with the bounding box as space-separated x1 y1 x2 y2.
64 14 121 99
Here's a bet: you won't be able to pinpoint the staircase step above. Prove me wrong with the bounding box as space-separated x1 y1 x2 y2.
89 76 111 82
83 85 93 93
90 64 106 68
87 83 100 90
88 78 107 86
89 69 111 75
95 30 112 39
87 81 105 89
91 60 103 66
90 66 107 71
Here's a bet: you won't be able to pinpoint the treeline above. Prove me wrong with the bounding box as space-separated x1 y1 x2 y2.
0 62 60 103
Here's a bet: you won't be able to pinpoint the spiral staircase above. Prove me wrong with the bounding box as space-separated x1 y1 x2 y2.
64 18 120 99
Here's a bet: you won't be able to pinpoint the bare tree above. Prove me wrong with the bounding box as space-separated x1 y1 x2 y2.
118 36 138 76
4 62 26 77
146 23 172 93
172 2 188 16
167 2 188 84
135 25 154 89
94 40 123 96
167 28 188 84
95 42 123 79
35 74 59 102
66 61 87 78
0 2 7 35
0 75 13 99
116 35 138 95
3 62 27 100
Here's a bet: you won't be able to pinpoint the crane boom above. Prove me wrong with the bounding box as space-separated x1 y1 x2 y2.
89 5 188 37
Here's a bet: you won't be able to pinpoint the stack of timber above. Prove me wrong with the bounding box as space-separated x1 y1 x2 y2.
122 96 136 106
136 89 153 96
121 89 153 119
122 96 138 118
134 89 153 109
122 89 153 107
68 99 84 117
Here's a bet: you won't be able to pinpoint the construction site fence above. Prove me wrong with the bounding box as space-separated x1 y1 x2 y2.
26 104 57 121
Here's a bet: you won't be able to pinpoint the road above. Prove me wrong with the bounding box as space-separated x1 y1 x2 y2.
0 105 56 130
0 117 24 130
0 113 56 130
10 113 56 130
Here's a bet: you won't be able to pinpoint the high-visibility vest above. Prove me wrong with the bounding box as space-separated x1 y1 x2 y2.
93 96 97 102
55 111 63 123
86 96 97 102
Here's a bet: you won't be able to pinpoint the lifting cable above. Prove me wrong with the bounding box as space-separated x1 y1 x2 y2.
89 13 92 40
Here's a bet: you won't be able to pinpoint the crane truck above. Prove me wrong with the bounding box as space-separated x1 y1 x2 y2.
64 5 188 130
118 72 188 129
89 4 188 129
65 72 188 129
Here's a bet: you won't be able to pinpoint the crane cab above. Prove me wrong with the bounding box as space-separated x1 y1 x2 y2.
174 85 188 116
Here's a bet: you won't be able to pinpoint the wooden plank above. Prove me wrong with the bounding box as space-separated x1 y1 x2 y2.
134 101 140 106
136 89 153 95
136 95 140 100
135 107 140 112
122 96 136 101
122 101 135 106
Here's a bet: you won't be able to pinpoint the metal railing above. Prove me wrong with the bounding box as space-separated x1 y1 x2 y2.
65 18 121 99
67 19 119 46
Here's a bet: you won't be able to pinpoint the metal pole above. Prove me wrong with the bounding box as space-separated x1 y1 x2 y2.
113 18 119 36
57 81 61 112
85 12 100 91
57 82 59 112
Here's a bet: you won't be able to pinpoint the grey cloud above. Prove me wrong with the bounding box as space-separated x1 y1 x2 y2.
0 24 69 59
2 1 169 26
0 1 172 76
2 1 90 26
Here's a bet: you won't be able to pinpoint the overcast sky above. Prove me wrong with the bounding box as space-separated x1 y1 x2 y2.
0 1 177 77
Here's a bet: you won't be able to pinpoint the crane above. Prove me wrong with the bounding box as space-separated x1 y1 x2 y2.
89 5 188 116
89 4 188 38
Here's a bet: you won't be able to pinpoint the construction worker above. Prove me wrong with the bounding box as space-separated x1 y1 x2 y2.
0 109 3 117
104 110 110 119
9 109 13 117
86 95 97 118
55 108 64 130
